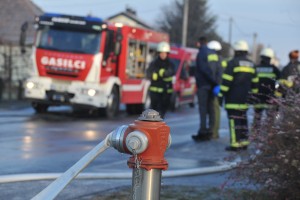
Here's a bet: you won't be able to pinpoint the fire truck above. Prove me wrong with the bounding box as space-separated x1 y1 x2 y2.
169 46 198 110
24 13 169 118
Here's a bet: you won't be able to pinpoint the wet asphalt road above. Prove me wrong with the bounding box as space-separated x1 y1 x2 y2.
0 104 253 199
0 104 218 175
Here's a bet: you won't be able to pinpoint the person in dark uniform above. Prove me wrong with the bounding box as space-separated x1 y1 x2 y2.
146 42 175 118
219 40 258 151
253 48 280 127
192 36 221 141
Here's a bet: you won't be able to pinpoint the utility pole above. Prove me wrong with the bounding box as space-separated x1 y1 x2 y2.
252 32 257 63
228 17 233 46
182 0 189 46
228 17 233 56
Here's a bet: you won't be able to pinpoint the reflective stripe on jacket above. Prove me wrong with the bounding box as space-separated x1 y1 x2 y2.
220 55 258 109
146 57 175 94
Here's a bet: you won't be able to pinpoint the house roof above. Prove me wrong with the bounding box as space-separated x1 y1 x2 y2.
107 10 152 30
0 0 43 45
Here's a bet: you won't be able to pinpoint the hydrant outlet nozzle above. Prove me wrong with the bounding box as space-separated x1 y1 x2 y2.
126 131 148 154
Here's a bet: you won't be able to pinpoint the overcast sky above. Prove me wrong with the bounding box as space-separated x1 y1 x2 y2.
32 0 300 66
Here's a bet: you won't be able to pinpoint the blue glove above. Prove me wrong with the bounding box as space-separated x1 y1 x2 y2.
213 85 220 96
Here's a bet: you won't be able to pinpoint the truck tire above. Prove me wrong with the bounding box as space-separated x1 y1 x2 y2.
32 102 49 113
105 86 119 119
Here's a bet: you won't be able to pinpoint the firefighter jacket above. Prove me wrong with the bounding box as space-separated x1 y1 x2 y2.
254 63 280 108
207 51 223 85
220 55 258 110
280 60 300 89
195 45 218 89
146 57 175 94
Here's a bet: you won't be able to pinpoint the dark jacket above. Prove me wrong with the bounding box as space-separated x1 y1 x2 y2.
220 55 258 110
146 57 175 94
281 61 300 80
279 60 300 94
254 62 280 107
195 45 218 89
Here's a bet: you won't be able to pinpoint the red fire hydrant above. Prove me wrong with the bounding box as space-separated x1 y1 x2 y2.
110 109 171 200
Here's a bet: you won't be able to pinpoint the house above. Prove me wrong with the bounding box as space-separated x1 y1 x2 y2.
106 7 152 30
0 0 43 100
0 0 43 45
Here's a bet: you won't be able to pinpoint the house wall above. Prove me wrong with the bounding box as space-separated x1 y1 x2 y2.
0 45 33 100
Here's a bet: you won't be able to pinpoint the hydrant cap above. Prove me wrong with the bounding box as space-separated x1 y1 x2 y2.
138 109 163 121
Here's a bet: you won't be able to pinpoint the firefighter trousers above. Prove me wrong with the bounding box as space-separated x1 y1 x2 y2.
150 91 171 119
226 109 250 148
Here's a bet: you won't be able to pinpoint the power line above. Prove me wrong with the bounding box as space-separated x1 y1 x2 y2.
232 20 252 37
218 14 297 28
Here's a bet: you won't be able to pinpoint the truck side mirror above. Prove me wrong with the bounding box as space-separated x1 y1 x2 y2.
20 22 28 54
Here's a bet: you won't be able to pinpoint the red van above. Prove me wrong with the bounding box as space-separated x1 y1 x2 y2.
169 46 198 111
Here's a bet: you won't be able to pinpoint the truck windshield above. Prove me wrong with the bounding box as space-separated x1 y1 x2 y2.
36 26 101 54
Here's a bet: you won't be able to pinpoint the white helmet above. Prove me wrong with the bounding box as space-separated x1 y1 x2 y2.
157 42 170 53
260 48 275 59
208 40 222 51
233 40 249 52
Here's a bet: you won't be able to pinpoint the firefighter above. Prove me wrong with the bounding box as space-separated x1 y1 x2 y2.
192 36 220 141
146 42 175 118
279 50 300 95
253 48 280 127
219 40 258 151
207 40 224 139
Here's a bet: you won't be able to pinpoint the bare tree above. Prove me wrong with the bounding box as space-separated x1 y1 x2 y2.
156 0 230 56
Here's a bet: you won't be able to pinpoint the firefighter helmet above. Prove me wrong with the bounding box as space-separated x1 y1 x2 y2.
260 48 275 59
157 42 170 53
208 40 222 51
233 40 249 52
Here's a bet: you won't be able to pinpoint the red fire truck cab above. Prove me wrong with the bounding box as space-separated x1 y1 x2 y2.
24 13 169 118
169 46 198 110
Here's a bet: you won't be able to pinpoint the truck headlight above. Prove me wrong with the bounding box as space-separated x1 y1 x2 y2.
26 81 35 89
25 81 41 89
87 89 97 97
81 88 98 97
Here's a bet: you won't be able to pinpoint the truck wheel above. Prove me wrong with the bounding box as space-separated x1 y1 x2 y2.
32 102 48 113
105 86 119 119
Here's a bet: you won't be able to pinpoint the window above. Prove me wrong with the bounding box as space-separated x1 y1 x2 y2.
126 39 148 79
36 26 101 54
